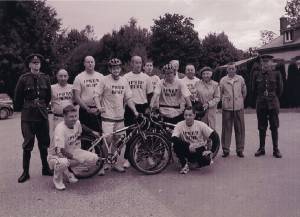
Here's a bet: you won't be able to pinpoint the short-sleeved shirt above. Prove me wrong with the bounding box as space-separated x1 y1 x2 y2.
155 78 191 118
123 71 153 104
49 120 82 156
172 120 213 148
51 84 73 115
73 71 103 106
94 74 132 120
148 74 161 91
181 77 200 101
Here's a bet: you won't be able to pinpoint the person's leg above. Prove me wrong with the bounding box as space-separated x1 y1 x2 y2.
221 110 233 156
48 156 70 190
255 108 268 156
18 121 35 183
124 105 136 161
269 109 282 158
234 110 245 156
35 120 52 175
171 137 190 167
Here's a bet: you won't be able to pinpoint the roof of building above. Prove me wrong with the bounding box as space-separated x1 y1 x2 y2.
257 35 300 51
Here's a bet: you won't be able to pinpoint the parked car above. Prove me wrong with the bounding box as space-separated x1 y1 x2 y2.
0 93 14 119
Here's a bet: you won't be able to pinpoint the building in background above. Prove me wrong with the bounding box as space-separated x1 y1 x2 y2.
257 17 300 72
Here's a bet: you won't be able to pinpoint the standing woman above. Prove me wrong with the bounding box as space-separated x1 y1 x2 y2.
195 67 220 129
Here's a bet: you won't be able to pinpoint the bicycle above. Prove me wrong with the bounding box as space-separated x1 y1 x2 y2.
71 115 172 178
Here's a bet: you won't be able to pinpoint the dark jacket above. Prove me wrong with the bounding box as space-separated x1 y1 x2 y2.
14 72 51 121
251 68 283 112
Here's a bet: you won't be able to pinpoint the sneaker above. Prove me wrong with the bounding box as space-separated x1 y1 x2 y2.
54 181 66 190
65 172 78 184
53 171 66 191
123 160 131 168
113 165 125 173
179 163 189 174
98 167 105 176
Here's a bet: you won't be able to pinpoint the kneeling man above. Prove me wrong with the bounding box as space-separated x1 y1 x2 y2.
172 107 220 174
48 105 99 190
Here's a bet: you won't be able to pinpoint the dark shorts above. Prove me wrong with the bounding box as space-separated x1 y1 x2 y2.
79 107 102 132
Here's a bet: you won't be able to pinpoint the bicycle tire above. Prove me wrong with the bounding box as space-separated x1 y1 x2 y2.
129 132 172 175
71 136 105 179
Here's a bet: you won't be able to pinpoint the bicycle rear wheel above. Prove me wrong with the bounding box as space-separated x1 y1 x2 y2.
71 136 105 179
130 132 171 175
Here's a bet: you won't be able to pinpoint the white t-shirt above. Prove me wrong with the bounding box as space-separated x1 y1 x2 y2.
154 78 191 118
51 84 73 115
49 120 82 156
181 77 200 101
172 120 213 148
123 71 153 104
148 74 161 91
94 74 132 120
73 71 103 106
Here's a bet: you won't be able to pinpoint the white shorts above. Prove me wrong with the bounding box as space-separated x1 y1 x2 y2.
102 120 125 136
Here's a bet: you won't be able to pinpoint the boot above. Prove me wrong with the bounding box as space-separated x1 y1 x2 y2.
39 148 53 176
271 129 282 158
255 130 266 157
18 151 31 183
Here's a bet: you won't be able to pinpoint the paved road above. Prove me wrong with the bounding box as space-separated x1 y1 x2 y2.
0 112 299 217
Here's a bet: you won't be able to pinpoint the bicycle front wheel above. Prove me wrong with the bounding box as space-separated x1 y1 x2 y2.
130 132 171 175
71 136 105 179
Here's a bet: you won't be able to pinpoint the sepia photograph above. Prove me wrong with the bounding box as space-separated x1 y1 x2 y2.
0 0 299 217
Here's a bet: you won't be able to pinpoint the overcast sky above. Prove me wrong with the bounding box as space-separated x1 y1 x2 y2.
47 0 287 50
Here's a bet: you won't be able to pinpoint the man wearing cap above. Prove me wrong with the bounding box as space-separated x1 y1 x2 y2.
14 53 53 183
73 56 103 132
252 54 283 158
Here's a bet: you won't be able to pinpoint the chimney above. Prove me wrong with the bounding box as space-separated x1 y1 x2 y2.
280 17 288 35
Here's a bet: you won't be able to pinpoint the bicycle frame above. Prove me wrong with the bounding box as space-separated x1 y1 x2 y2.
87 122 147 165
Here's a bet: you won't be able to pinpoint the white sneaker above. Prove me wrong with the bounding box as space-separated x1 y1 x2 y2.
113 165 125 173
53 171 66 190
123 160 131 168
66 172 78 184
179 163 189 174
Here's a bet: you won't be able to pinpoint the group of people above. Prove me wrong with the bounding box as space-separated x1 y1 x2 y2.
14 52 283 190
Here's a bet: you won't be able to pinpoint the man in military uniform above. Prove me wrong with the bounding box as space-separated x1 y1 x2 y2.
14 53 53 183
252 54 283 158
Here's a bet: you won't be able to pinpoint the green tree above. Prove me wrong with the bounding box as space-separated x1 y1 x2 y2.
260 30 277 45
0 0 61 95
150 13 202 70
201 32 242 68
285 0 300 23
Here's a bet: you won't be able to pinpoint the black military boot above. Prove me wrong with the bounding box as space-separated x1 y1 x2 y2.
271 129 282 158
255 130 266 157
39 148 53 176
18 151 31 183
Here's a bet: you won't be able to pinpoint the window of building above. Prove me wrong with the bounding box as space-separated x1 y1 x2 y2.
285 30 294 42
